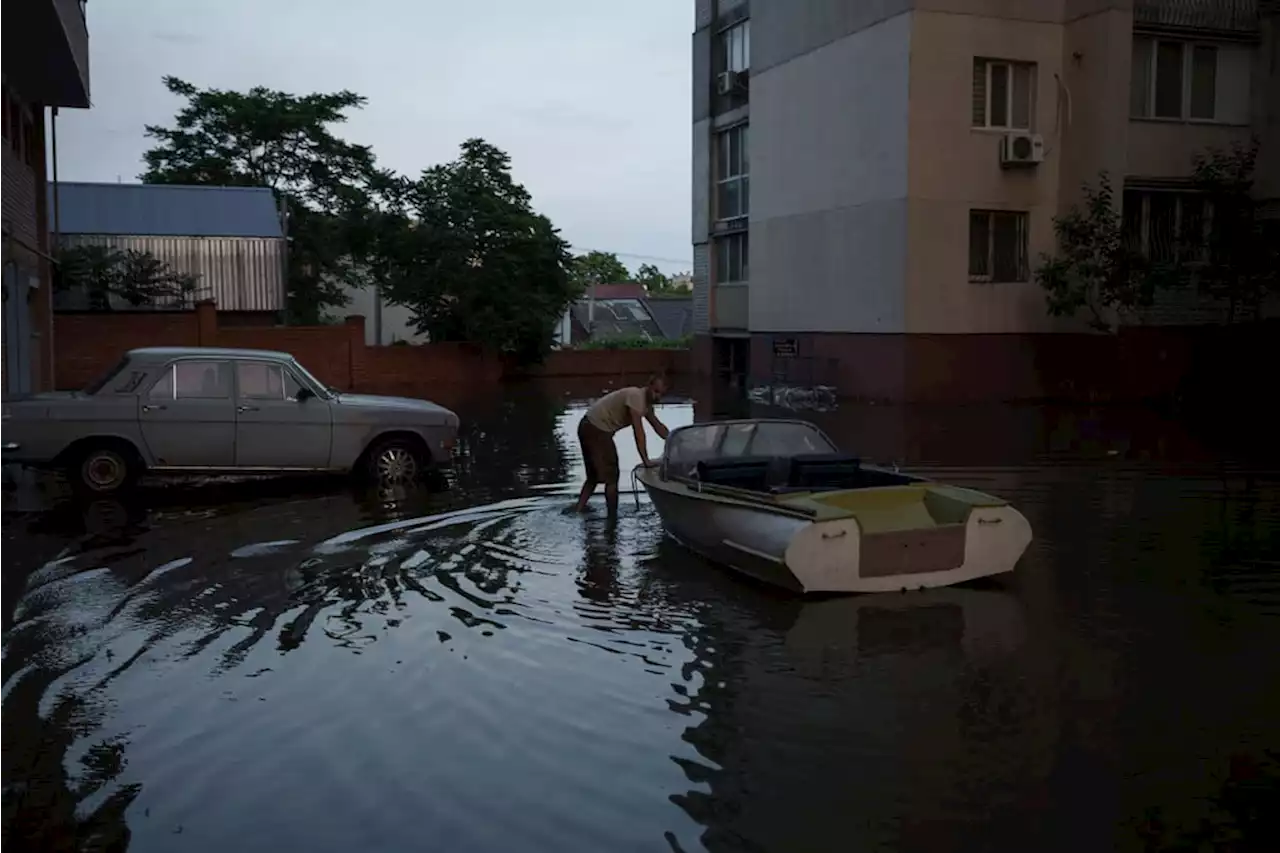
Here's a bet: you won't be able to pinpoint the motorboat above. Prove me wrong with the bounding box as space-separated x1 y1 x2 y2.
634 419 1033 594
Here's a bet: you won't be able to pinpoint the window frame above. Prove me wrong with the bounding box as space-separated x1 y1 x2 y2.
717 19 750 74
234 360 306 402
1122 189 1214 263
715 123 749 221
1131 36 1223 122
714 231 749 285
972 58 1036 131
968 210 1030 284
148 359 233 401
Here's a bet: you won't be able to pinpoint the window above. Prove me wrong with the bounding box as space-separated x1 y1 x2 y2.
972 59 1034 130
150 361 232 400
1131 37 1224 120
968 210 1029 283
237 361 292 400
1123 190 1211 263
718 20 750 74
716 124 749 220
715 231 748 284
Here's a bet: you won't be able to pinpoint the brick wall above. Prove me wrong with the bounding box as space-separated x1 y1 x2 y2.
52 302 692 392
0 94 39 394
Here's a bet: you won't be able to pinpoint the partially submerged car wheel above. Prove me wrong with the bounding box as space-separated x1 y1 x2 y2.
72 444 141 495
366 437 426 486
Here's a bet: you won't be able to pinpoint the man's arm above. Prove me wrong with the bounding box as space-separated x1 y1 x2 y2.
631 409 652 465
644 407 670 440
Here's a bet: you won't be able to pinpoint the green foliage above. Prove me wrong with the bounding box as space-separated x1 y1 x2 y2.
56 245 202 310
575 335 691 350
569 251 630 290
1180 140 1280 323
635 262 669 291
140 76 387 323
1034 172 1164 332
375 139 576 364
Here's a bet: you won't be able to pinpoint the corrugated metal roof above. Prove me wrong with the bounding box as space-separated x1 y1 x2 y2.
49 182 284 238
57 234 286 311
1134 0 1258 33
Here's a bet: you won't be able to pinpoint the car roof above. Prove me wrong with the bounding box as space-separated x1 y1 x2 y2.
127 346 295 361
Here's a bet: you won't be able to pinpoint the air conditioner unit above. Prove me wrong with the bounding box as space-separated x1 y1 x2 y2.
1000 132 1045 167
716 71 741 95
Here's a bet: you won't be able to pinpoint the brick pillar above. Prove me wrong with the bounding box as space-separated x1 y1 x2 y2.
345 315 366 391
195 300 217 345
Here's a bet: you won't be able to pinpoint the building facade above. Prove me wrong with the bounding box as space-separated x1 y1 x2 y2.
3 0 90 395
51 182 288 323
692 0 1276 400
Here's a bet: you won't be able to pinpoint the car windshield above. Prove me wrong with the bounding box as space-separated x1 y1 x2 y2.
664 421 837 468
289 360 332 399
83 356 129 395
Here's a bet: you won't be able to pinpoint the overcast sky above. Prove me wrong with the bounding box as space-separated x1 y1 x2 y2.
55 0 693 273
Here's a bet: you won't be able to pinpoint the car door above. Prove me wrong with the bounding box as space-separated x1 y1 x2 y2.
233 360 333 469
138 359 236 467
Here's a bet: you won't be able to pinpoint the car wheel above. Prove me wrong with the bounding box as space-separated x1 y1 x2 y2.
366 438 425 486
74 445 139 495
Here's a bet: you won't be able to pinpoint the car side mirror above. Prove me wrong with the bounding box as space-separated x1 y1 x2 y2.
296 387 316 402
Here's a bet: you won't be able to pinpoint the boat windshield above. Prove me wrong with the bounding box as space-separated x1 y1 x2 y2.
664 421 836 468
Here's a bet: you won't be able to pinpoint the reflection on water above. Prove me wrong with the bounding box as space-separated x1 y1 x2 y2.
3 387 1279 852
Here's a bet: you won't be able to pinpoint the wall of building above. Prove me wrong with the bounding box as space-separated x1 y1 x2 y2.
2 85 53 394
905 8 1066 335
57 233 286 312
749 10 912 334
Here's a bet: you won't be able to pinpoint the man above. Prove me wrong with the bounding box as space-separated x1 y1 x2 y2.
575 373 670 515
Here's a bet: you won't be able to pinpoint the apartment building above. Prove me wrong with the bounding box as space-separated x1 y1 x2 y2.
691 0 1276 400
3 0 91 395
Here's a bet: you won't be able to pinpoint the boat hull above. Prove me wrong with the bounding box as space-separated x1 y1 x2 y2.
637 468 1033 595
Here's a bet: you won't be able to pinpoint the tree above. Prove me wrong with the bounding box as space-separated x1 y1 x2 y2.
635 263 671 293
139 76 386 323
55 245 201 310
1179 140 1280 324
376 139 575 363
569 250 629 290
1034 172 1163 332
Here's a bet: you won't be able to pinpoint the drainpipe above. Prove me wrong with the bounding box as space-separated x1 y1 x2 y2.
50 107 60 245
279 194 290 324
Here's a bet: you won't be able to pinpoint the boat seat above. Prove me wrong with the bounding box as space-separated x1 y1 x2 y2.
786 453 863 490
695 455 775 491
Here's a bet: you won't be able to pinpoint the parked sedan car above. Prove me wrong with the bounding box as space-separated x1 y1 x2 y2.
2 347 460 494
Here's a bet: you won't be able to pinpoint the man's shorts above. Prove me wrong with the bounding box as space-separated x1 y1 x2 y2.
578 416 620 483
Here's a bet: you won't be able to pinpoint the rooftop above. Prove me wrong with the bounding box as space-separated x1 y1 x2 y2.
50 182 285 239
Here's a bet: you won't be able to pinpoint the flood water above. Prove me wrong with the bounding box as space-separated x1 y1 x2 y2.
3 382 1279 853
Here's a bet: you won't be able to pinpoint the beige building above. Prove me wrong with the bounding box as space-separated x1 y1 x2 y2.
691 0 1277 399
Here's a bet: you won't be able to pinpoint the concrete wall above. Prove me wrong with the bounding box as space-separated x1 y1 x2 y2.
749 10 912 334
905 9 1066 334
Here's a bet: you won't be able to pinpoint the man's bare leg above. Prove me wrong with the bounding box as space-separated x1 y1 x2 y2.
576 477 598 513
604 481 619 517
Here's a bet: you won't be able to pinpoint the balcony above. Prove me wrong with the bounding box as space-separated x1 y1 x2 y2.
2 0 91 108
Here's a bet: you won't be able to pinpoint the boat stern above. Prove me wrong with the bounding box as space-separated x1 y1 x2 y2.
783 488 1034 594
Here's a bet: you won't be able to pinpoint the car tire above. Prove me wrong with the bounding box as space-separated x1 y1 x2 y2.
364 437 427 486
71 443 141 495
